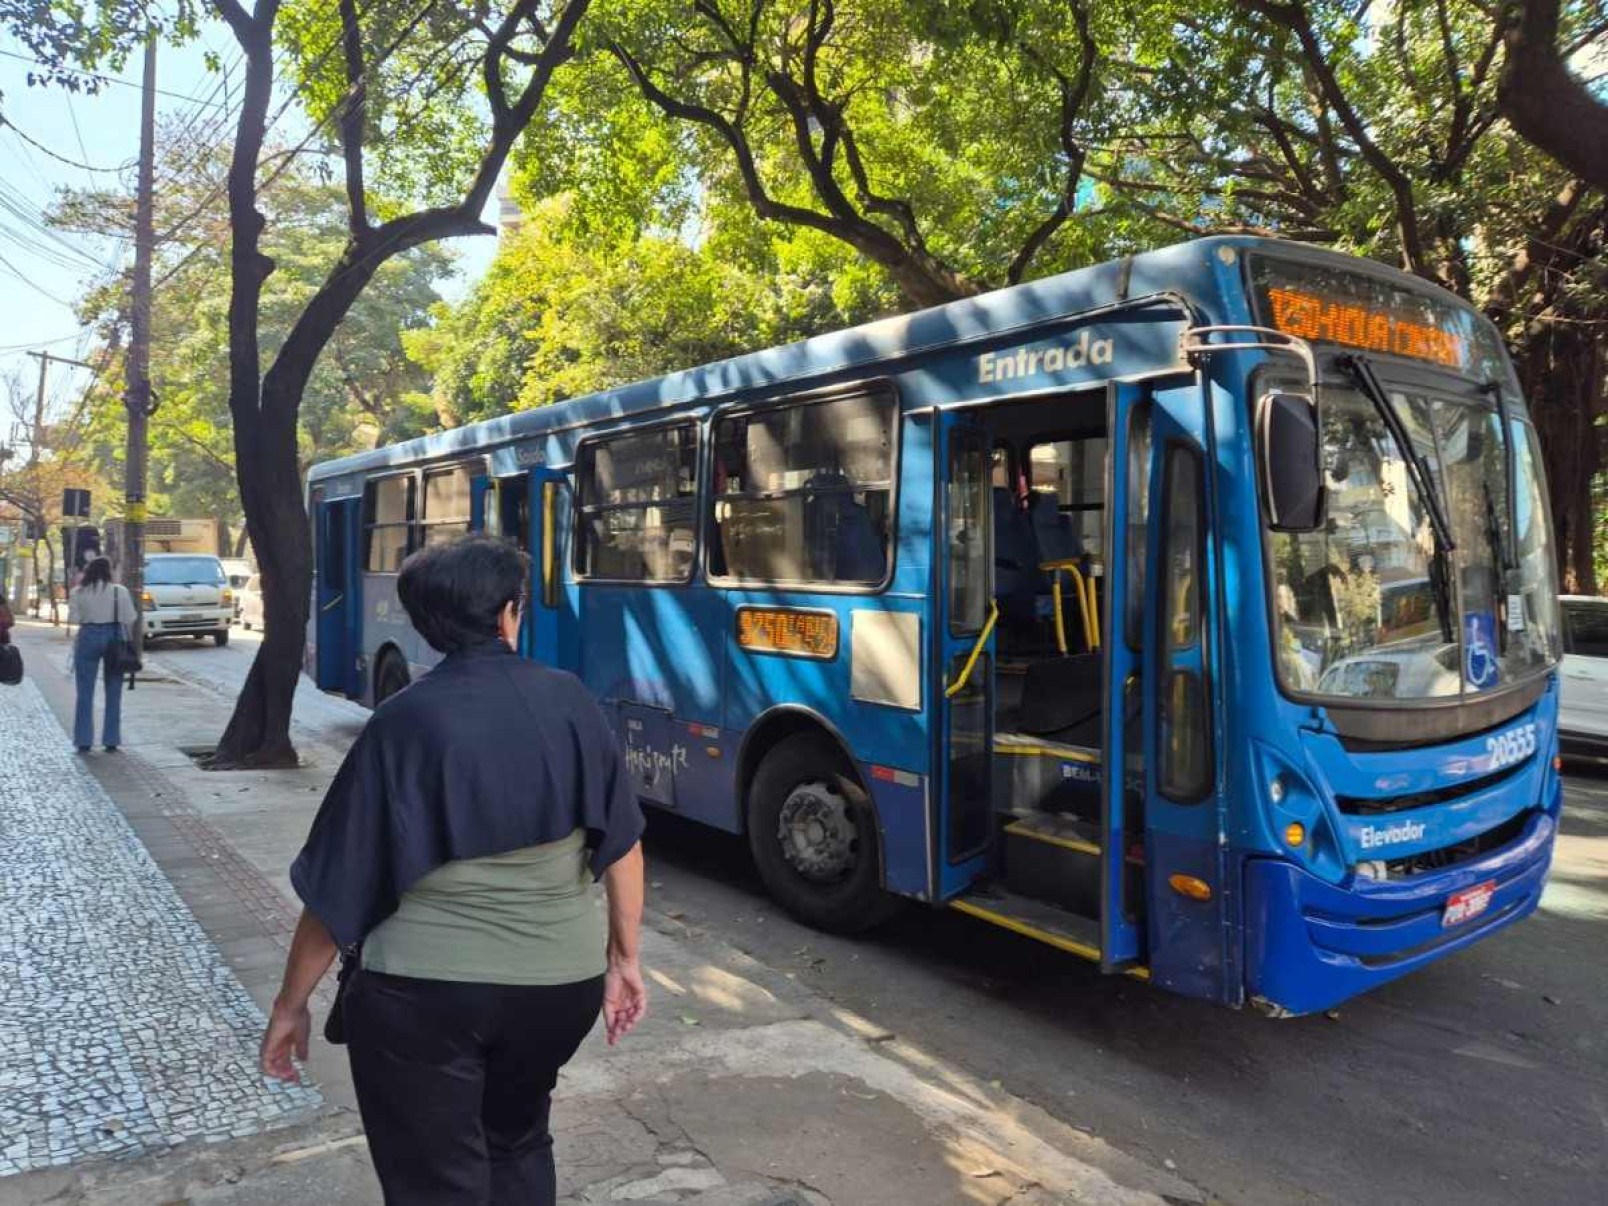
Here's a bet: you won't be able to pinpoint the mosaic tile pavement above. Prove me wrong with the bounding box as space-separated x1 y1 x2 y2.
0 676 321 1176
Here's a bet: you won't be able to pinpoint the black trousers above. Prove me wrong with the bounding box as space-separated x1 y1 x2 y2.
346 969 605 1206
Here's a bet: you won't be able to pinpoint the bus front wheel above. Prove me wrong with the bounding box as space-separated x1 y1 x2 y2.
746 734 896 934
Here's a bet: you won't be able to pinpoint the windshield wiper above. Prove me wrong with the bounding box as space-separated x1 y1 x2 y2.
1481 379 1521 580
1338 354 1458 643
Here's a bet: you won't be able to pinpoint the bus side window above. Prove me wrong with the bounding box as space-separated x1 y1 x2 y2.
575 424 698 582
422 464 474 546
364 475 414 573
709 391 897 587
1159 445 1210 801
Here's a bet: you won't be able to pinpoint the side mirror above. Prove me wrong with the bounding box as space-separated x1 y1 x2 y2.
1259 392 1325 532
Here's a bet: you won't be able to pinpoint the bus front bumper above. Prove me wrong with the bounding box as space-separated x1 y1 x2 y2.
1243 808 1555 1017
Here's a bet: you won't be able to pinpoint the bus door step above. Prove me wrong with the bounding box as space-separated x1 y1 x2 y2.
950 887 1104 965
1001 815 1100 915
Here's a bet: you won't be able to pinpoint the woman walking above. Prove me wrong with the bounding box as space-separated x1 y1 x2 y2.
259 535 648 1206
67 558 135 753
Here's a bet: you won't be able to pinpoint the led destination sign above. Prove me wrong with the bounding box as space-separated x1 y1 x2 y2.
1249 256 1501 374
1263 287 1464 367
736 607 839 659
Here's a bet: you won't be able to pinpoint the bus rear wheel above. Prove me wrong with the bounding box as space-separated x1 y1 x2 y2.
746 734 896 934
373 651 410 706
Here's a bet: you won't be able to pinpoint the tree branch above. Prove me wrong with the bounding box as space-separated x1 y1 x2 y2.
1498 0 1608 188
1243 0 1431 275
1007 2 1097 284
337 0 369 235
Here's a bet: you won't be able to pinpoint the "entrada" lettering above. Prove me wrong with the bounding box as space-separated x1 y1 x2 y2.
978 329 1114 384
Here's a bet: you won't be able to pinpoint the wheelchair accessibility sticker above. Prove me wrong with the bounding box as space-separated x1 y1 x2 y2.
1464 611 1499 689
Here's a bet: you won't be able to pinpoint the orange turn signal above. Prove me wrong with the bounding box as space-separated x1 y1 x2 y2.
1168 874 1213 902
1285 822 1306 848
1554 756 1563 772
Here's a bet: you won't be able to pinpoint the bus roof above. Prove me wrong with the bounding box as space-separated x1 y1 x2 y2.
306 235 1469 483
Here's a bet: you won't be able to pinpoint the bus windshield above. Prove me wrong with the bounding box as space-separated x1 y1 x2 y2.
1269 382 1561 700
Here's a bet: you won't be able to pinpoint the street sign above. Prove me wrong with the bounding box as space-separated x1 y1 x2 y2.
62 488 91 519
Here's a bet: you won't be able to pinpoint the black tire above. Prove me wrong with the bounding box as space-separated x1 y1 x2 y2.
213 629 229 646
746 733 898 934
373 650 410 706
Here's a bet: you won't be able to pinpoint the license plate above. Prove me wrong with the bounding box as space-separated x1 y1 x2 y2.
1443 881 1497 928
181 613 204 622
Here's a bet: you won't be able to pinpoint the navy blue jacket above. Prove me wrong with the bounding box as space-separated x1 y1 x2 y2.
291 641 644 948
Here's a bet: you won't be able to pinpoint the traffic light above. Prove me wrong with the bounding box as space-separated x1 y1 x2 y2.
75 526 101 565
60 525 101 570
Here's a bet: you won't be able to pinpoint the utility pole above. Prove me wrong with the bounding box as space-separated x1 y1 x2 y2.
124 31 158 654
23 349 89 620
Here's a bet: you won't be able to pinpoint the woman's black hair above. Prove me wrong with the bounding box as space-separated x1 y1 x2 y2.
396 534 528 654
80 557 113 589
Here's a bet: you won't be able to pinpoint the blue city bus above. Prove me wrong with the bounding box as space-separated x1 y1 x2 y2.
305 236 1564 1015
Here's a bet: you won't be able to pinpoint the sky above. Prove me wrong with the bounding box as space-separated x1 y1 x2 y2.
0 18 496 446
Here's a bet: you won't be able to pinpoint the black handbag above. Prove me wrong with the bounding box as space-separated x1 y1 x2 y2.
0 643 21 685
110 591 142 677
324 946 361 1045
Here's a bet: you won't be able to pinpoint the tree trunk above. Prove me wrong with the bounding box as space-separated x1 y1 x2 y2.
210 7 296 769
1520 322 1603 596
212 403 308 768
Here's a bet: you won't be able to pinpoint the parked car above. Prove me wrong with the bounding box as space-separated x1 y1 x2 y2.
221 558 252 620
237 574 264 631
1560 595 1608 761
140 554 233 646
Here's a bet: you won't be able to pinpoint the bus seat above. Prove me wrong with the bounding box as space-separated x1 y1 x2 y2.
1017 652 1103 739
993 487 1040 624
1028 491 1082 564
806 473 885 582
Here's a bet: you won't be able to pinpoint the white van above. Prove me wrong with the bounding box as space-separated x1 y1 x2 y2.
140 554 234 645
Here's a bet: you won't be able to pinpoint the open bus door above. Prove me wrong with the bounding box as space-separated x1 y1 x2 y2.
1107 378 1227 996
314 493 363 698
490 464 565 666
934 412 996 894
526 466 564 666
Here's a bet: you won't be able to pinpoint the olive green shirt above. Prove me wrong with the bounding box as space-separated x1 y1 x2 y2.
361 829 606 985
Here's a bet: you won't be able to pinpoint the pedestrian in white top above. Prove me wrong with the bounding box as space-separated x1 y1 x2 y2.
67 558 136 753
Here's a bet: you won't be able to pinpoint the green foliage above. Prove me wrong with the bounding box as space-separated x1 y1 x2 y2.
407 196 897 425
62 143 451 526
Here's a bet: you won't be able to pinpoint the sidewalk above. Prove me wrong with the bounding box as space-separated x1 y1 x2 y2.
2 621 1201 1206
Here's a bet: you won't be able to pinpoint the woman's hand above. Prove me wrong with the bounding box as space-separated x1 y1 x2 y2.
603 956 647 1046
260 997 311 1082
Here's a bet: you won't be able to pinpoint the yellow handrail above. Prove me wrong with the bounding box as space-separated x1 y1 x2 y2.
1040 558 1100 653
945 600 999 699
1084 567 1101 649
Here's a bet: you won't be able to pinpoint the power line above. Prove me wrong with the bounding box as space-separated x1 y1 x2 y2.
0 47 229 108
0 117 132 174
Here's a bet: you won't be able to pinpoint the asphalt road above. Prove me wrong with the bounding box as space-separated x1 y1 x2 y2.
159 632 1608 1206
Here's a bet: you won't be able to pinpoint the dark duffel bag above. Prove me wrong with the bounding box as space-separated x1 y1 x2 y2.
0 643 22 685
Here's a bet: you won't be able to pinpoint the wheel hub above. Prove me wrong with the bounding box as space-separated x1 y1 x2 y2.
777 781 858 883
